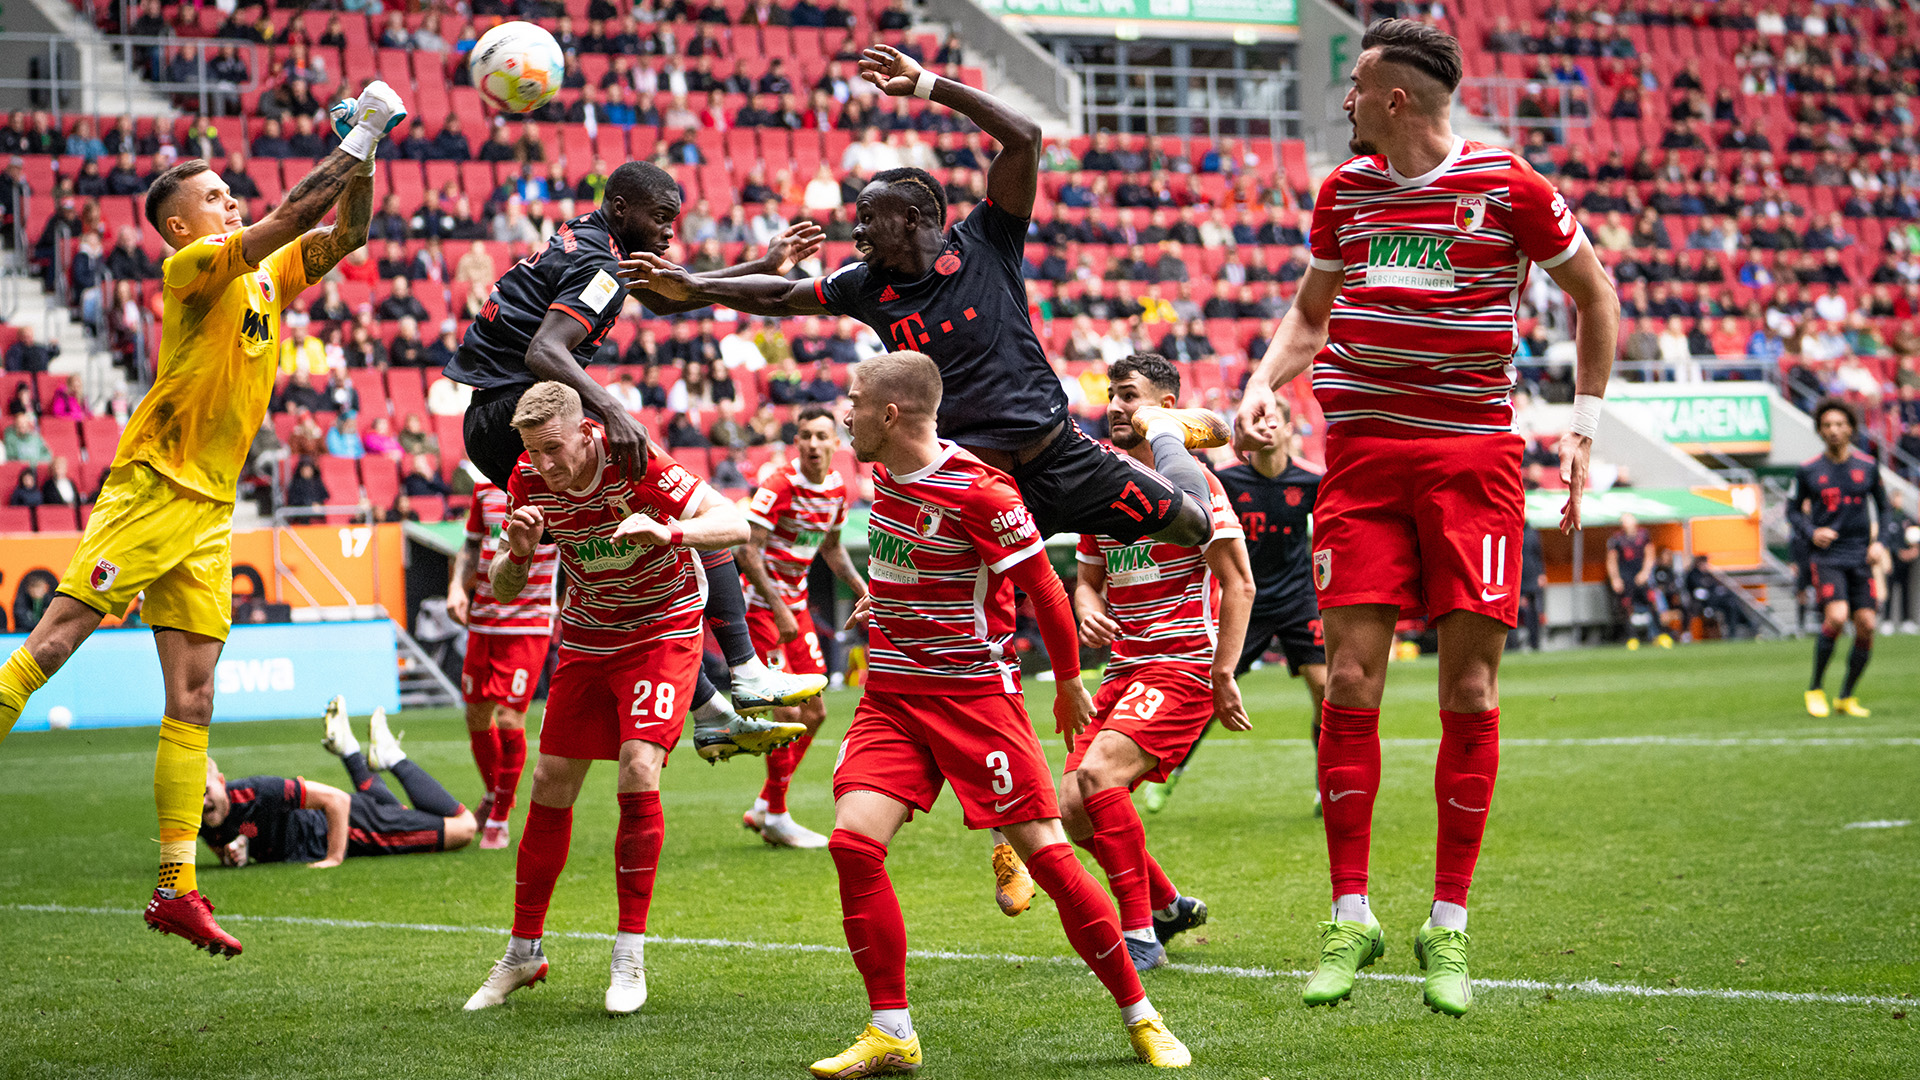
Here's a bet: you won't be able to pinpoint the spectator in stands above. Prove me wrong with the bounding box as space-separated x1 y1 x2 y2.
4 412 48 464
6 464 40 509
604 371 642 414
4 326 55 373
312 280 351 324
637 366 671 410
344 324 388 369
326 414 365 460
708 400 751 449
279 321 326 375
711 447 748 490
425 117 471 161
101 151 143 197
251 117 291 159
44 375 86 421
411 237 449 285
800 359 842 404
361 416 401 459
396 414 438 461
425 319 461 369
1152 241 1191 284
377 278 430 323
363 194 407 244
665 412 708 448
415 12 450 52
478 125 517 163
286 457 328 508
40 456 79 508
390 318 427 367
6 382 36 420
286 115 328 158
403 455 452 497
382 492 420 523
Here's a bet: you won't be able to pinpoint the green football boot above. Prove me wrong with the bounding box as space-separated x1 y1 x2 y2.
1412 919 1473 1016
1301 911 1385 1006
1140 768 1182 813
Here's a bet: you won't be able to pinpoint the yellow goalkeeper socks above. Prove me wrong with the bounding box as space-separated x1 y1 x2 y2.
0 646 48 745
155 716 208 897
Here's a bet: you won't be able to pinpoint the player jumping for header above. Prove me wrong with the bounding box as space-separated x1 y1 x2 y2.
1235 20 1619 1016
0 79 407 956
1790 397 1891 718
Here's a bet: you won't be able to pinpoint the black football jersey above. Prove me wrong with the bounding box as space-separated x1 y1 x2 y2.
1608 528 1651 578
198 776 328 864
1789 452 1889 562
814 199 1066 450
1216 458 1320 619
445 209 628 391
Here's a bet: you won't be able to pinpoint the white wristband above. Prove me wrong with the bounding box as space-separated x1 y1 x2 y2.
1569 394 1603 439
340 124 377 162
914 70 936 100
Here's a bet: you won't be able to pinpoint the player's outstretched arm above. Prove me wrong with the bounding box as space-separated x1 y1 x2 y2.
628 221 825 315
1234 265 1340 451
1205 536 1256 732
242 80 405 267
446 536 481 625
618 251 830 317
820 528 869 602
301 781 352 869
857 43 1039 219
613 485 751 550
1543 240 1620 533
737 523 799 642
297 162 374 283
526 310 655 478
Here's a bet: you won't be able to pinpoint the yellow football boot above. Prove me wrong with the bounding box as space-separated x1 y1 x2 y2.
809 1024 922 1078
992 843 1034 917
1127 1012 1192 1068
1804 688 1830 718
1834 696 1871 718
1132 405 1230 450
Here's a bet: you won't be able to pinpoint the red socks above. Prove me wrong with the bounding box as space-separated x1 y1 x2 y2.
615 791 664 934
1083 787 1153 932
759 733 813 815
828 828 909 1010
1025 842 1146 1008
492 728 527 822
512 801 572 939
1318 702 1381 900
1145 854 1178 913
469 726 499 793
1434 708 1499 907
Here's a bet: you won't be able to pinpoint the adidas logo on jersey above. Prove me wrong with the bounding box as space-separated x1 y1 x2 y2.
878 285 899 302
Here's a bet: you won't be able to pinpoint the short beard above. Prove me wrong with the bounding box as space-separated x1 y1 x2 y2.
1110 423 1144 450
1349 135 1378 155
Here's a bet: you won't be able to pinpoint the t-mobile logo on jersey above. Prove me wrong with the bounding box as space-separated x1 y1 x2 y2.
889 311 930 349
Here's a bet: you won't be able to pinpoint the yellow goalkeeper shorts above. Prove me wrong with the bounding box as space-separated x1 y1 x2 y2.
57 462 235 641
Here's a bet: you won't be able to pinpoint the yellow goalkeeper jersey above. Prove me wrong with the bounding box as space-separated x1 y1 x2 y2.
113 227 311 502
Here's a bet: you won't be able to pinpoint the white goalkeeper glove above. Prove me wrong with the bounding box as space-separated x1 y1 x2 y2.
331 79 408 163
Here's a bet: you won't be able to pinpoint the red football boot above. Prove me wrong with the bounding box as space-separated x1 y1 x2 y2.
144 889 243 957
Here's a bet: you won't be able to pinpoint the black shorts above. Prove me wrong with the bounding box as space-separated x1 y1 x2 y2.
344 793 449 858
1010 425 1185 543
465 384 619 490
1236 607 1325 677
1810 558 1877 614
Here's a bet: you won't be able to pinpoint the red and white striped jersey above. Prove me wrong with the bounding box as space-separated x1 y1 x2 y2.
742 463 849 612
1077 469 1242 690
1308 137 1585 438
865 443 1045 695
505 424 712 656
463 482 558 637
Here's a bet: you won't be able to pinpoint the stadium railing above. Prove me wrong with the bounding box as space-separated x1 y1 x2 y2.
0 33 265 125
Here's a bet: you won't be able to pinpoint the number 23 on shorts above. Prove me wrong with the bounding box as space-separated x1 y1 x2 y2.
1115 681 1164 721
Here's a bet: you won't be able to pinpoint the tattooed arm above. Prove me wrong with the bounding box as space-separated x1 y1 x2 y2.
298 161 375 281
241 149 374 268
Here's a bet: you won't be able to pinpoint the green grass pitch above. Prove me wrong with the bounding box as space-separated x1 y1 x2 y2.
0 637 1915 1078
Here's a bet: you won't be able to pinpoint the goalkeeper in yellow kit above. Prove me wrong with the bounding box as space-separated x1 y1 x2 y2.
0 81 407 955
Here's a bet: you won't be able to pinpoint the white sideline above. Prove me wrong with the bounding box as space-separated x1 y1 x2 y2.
4 902 1909 1009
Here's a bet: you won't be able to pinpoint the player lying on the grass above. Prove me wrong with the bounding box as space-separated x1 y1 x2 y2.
447 479 558 850
1790 397 1891 719
0 79 406 958
1057 353 1252 973
810 351 1189 1076
1143 394 1327 817
465 383 804 1018
201 697 476 868
735 406 868 849
1234 19 1619 1017
443 159 829 741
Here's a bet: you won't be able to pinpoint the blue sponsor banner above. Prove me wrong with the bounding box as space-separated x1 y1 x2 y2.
5 621 400 732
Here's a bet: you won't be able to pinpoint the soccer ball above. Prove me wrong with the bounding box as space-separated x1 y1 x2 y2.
46 706 72 730
469 22 564 115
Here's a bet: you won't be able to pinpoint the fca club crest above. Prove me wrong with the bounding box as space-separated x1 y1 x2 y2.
1313 550 1332 590
90 558 119 592
916 504 944 537
1453 195 1486 233
1284 486 1303 507
257 271 274 303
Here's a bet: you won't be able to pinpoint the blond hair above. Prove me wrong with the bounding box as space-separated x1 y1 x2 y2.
511 382 584 430
853 350 942 420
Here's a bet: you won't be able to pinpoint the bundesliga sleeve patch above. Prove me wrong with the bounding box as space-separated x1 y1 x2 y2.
580 269 621 313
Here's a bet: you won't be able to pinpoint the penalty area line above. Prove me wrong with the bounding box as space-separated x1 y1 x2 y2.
2 903 1909 1009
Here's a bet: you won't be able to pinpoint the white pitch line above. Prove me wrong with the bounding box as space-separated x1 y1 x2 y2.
1843 820 1913 830
4 903 1909 1009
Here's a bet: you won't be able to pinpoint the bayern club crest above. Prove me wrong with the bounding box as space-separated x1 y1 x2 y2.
1454 195 1487 233
915 504 945 537
1284 486 1303 507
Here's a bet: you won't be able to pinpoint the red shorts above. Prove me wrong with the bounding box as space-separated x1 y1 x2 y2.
832 689 1060 830
1065 671 1214 786
461 631 550 712
1313 431 1525 627
537 636 701 762
746 607 826 677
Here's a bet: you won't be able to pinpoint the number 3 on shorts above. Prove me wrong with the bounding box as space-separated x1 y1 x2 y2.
984 750 1014 795
629 679 677 720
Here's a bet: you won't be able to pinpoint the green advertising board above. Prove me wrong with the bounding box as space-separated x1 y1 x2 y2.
1609 384 1774 454
979 0 1297 28
1521 486 1749 530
